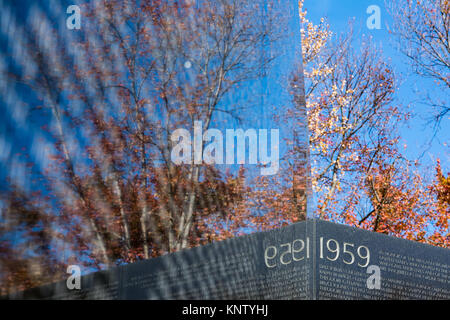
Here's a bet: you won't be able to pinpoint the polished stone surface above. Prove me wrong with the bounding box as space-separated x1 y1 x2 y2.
7 220 449 300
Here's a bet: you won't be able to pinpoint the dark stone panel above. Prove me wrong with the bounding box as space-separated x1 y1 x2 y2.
313 220 450 299
6 221 312 300
5 220 449 300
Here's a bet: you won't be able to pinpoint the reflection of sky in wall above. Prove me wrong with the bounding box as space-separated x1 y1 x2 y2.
0 0 84 261
0 0 76 191
207 0 304 178
0 0 308 189
304 0 449 176
0 0 309 273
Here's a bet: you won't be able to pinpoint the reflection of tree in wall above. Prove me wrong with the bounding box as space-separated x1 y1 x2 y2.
0 0 285 293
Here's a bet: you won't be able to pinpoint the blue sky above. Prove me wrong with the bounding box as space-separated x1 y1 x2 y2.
303 0 449 177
